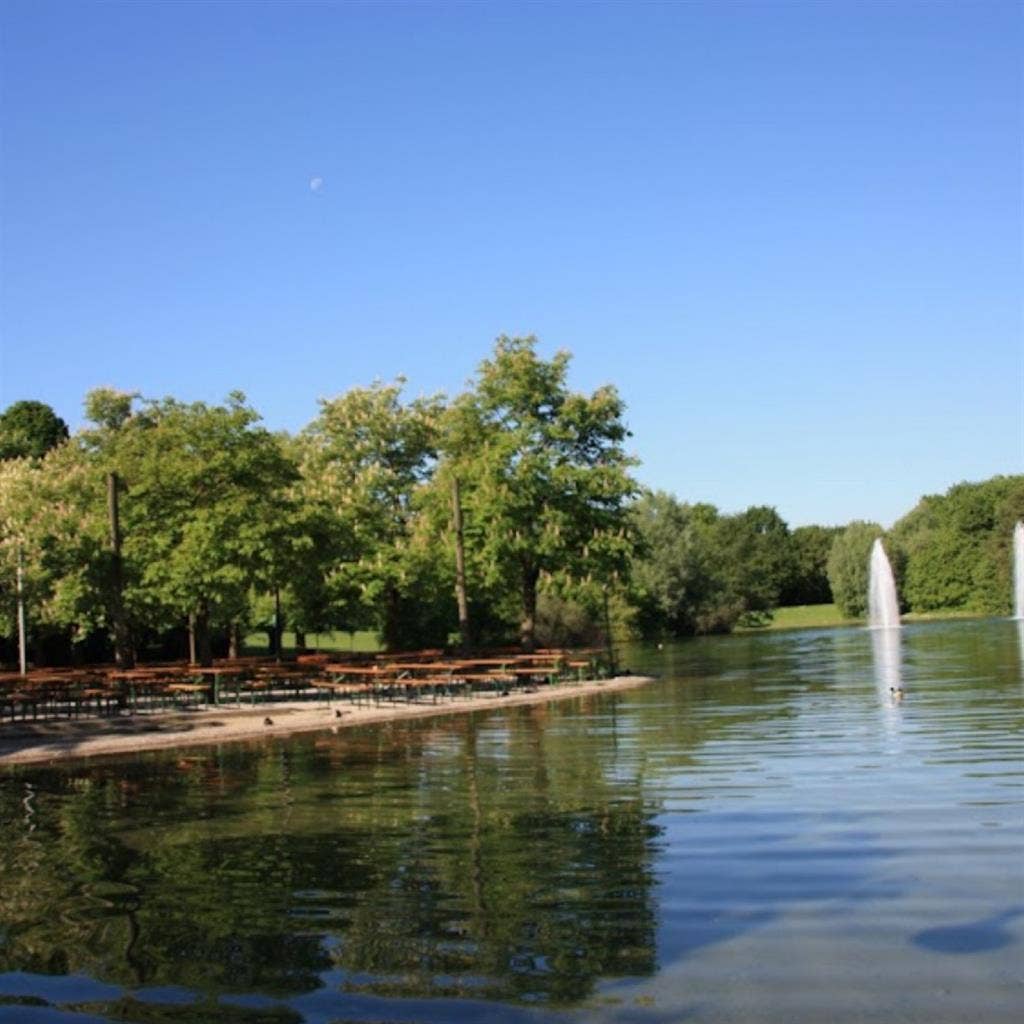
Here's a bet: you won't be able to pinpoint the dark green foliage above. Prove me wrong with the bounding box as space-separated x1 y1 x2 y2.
891 475 1024 614
629 492 793 636
710 505 794 622
779 525 841 606
0 400 69 459
535 591 603 647
826 521 884 617
627 491 712 637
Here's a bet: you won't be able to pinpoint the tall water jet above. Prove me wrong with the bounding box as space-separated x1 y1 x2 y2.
1013 521 1024 620
868 538 900 629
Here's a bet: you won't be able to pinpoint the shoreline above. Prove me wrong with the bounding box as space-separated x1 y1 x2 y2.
0 674 655 768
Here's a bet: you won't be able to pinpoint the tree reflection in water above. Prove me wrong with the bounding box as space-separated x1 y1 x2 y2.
0 700 661 1012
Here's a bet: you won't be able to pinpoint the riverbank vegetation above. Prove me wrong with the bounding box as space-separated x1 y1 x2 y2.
1 338 1022 665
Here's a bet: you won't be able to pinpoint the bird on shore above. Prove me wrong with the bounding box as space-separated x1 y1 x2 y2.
264 716 274 726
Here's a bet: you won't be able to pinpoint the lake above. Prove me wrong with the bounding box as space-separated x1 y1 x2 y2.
1 618 1021 1023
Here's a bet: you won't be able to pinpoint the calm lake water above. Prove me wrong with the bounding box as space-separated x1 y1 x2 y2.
1 619 1021 1024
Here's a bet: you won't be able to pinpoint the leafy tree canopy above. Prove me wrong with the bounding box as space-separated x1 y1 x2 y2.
114 393 301 662
779 524 842 606
441 337 638 647
299 380 447 646
890 475 1024 614
0 400 69 460
827 520 884 618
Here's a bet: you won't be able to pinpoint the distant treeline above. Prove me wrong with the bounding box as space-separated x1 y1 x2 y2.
1 340 1021 665
826 475 1024 619
627 475 1024 636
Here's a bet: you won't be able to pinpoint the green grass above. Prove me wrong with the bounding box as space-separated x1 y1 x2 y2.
243 629 382 656
902 608 988 623
738 603 991 633
738 604 859 632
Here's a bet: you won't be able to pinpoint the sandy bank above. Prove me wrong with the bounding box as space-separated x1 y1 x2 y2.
0 675 655 767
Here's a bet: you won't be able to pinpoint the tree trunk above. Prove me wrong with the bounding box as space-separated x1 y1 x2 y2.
228 622 241 660
602 586 617 676
107 472 135 668
451 476 471 651
519 565 540 651
294 629 307 652
190 602 213 667
382 584 403 651
16 547 27 677
273 587 284 662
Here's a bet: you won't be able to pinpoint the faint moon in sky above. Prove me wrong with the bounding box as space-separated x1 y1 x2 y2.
309 176 324 193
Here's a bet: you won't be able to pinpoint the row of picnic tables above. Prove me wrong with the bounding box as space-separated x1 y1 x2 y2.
0 648 609 723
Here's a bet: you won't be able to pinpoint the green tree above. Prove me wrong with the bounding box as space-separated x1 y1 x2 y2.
0 400 69 460
0 436 133 665
891 475 1024 614
83 388 137 432
628 491 721 636
298 381 447 648
441 337 637 649
115 393 300 665
0 456 52 660
826 520 884 617
779 524 841 606
710 505 794 622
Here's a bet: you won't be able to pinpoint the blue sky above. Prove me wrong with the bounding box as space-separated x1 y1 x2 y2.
1 0 1020 527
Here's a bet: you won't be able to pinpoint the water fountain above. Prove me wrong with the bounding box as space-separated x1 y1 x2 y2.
1013 521 1024 620
868 538 900 630
871 624 903 692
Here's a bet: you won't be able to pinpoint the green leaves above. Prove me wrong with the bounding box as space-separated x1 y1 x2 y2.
826 521 885 618
299 381 446 643
0 400 69 460
1 340 640 655
889 475 1024 614
439 337 638 645
630 494 797 636
117 395 299 619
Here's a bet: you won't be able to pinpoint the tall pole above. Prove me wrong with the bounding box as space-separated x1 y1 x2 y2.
273 586 282 662
188 610 197 665
107 471 134 667
451 476 471 650
16 546 27 677
603 585 617 677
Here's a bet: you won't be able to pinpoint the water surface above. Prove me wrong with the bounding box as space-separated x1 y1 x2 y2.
1 619 1021 1023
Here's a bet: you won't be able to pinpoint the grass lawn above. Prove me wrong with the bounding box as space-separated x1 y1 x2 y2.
738 603 990 633
902 608 988 623
243 630 382 656
739 604 860 632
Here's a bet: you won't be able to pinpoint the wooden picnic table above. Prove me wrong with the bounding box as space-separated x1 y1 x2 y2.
183 665 253 704
323 664 396 676
375 649 444 663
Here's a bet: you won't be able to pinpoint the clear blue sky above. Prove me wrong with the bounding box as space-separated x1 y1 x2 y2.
1 1 1020 527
